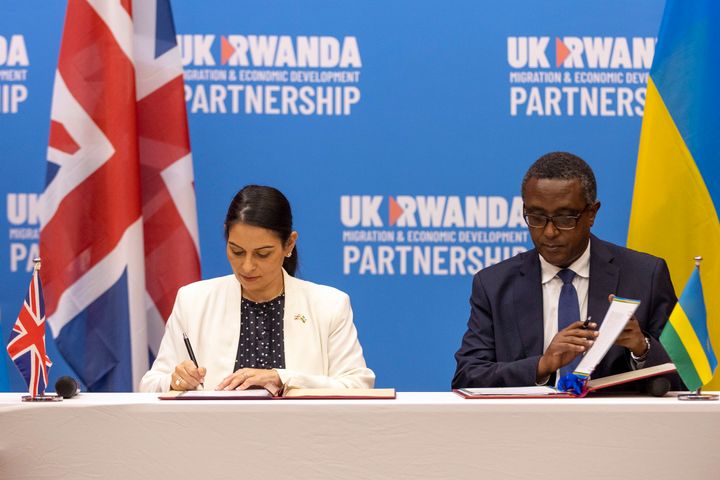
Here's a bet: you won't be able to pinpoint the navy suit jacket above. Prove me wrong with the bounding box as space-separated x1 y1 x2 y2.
452 235 679 388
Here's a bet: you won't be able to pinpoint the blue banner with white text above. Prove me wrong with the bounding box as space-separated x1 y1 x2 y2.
0 0 665 391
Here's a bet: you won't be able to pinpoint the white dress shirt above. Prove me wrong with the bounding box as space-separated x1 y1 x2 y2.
539 241 591 383
540 241 591 351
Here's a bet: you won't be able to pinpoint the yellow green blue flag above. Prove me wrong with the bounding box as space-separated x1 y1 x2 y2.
660 268 717 391
627 1 720 388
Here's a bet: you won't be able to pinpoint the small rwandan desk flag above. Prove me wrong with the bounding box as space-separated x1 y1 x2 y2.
660 264 717 391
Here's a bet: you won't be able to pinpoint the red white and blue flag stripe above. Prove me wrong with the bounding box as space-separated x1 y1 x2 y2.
40 0 200 391
7 266 53 397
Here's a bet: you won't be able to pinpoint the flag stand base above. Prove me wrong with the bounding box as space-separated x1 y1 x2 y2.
677 391 719 401
21 394 63 402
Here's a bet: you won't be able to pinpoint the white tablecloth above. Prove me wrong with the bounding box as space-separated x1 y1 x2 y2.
1 392 719 479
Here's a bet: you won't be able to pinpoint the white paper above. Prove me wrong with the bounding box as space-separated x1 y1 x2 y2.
575 296 640 376
177 389 273 399
459 386 559 396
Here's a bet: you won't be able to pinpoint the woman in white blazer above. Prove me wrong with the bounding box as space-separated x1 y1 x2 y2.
139 185 374 393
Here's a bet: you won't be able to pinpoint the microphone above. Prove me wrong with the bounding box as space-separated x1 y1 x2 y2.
55 376 80 399
643 376 671 397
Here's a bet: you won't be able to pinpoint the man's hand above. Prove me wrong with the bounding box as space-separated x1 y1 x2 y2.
608 294 647 356
615 317 648 356
537 321 598 382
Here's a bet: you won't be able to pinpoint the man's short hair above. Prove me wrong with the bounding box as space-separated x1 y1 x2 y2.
521 152 597 204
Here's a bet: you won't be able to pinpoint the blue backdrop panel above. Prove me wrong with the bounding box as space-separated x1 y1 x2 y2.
0 0 664 391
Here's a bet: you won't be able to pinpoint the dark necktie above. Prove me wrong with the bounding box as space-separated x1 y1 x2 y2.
557 269 581 379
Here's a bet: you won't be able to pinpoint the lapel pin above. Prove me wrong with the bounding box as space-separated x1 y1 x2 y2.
294 314 307 323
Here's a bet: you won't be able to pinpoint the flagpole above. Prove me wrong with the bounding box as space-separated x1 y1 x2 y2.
677 256 719 401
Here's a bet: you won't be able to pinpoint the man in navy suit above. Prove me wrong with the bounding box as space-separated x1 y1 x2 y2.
452 152 678 388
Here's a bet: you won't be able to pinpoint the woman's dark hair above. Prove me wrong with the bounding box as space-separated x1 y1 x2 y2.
224 185 298 276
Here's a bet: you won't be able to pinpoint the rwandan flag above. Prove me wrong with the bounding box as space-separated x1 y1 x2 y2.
660 267 717 391
627 1 720 388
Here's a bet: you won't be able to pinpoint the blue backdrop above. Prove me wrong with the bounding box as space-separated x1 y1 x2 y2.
0 0 665 391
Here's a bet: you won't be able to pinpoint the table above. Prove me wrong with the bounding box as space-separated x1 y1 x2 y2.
1 392 719 479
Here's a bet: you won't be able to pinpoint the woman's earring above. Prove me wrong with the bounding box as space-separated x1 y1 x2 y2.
286 251 292 258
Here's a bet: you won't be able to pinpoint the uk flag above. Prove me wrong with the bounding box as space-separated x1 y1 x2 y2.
7 265 53 397
40 0 201 391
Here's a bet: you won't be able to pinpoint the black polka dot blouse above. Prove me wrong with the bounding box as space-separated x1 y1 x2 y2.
234 293 286 370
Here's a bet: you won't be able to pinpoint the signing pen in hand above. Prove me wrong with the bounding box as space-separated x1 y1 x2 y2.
582 316 591 329
182 332 204 388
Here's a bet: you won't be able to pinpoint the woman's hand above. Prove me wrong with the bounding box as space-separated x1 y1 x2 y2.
216 368 283 395
170 360 206 391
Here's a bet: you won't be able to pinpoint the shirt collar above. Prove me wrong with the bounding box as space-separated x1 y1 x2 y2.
539 240 591 284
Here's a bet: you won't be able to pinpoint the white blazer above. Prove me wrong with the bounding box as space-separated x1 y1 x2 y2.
139 270 375 392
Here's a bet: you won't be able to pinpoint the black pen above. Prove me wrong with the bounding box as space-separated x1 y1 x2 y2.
182 332 204 388
582 316 592 329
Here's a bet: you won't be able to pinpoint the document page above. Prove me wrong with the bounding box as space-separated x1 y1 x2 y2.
160 389 273 400
575 296 640 376
457 386 560 396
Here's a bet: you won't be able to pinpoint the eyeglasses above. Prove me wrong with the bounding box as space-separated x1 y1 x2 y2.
523 204 590 230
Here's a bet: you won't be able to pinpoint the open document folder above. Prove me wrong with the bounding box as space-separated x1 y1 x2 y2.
454 363 677 398
455 295 677 398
